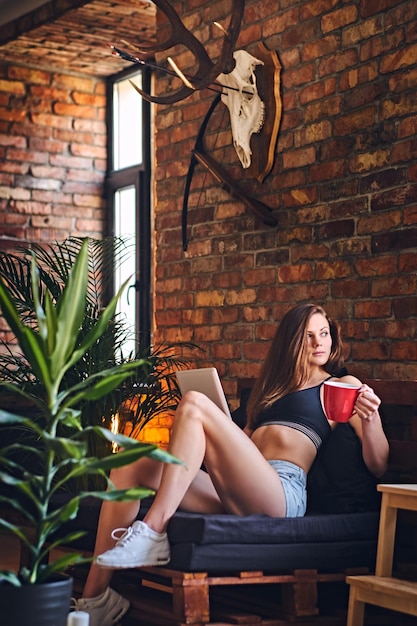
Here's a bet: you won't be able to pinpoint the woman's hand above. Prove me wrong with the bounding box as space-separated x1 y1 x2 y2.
354 384 381 421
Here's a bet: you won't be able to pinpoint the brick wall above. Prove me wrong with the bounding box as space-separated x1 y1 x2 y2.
152 0 417 405
0 65 107 246
0 0 417 425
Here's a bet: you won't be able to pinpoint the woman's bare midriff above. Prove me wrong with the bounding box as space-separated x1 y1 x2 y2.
250 424 319 473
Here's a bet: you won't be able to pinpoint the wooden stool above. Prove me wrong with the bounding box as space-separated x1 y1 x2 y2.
346 484 417 625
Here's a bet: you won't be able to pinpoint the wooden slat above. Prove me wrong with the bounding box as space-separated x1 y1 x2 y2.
346 575 417 615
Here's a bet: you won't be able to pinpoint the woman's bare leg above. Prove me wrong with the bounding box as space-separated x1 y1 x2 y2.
144 390 286 533
83 457 164 597
83 390 287 596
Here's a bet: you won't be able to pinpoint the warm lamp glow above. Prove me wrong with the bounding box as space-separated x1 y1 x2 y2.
110 412 120 453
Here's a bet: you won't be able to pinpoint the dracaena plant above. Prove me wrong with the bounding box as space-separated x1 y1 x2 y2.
0 239 180 586
0 237 192 489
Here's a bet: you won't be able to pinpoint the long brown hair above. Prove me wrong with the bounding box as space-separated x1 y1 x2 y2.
246 303 345 429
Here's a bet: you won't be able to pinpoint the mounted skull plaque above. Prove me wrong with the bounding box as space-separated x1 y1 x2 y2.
217 49 265 169
218 43 282 183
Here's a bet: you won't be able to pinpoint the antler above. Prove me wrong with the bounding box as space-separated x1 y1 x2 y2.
128 0 245 104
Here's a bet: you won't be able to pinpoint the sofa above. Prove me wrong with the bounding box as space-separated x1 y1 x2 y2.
51 378 417 625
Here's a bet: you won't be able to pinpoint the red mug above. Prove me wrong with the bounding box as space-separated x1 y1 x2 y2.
323 380 361 422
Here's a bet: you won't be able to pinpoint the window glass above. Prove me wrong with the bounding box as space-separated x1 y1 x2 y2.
113 75 143 170
114 186 137 357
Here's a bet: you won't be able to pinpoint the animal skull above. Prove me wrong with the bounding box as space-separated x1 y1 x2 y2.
217 49 265 168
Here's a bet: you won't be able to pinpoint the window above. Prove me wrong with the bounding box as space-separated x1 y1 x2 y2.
107 67 152 355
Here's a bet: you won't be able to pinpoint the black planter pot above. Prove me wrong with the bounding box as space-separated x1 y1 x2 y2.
0 575 73 626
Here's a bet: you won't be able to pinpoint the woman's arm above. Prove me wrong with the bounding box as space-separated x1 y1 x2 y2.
344 379 389 477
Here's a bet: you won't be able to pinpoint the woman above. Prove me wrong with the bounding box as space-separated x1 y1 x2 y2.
74 303 389 626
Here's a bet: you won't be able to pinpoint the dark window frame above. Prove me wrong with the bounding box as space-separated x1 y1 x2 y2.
106 65 152 351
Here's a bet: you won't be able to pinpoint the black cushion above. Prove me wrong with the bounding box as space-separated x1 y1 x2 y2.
307 423 380 513
167 509 378 545
167 510 379 571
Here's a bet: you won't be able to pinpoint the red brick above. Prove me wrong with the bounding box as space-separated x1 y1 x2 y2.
315 260 353 280
322 6 358 33
310 159 345 182
349 148 391 174
282 146 316 169
352 340 390 361
53 102 97 119
372 276 417 298
70 143 106 159
304 95 343 123
381 92 417 121
283 63 315 88
299 78 337 105
354 300 392 318
0 79 25 95
31 113 72 129
278 263 314 283
319 49 358 77
52 75 94 92
360 0 404 18
392 342 417 361
72 92 106 107
361 28 405 62
8 66 51 85
333 107 376 136
371 320 417 340
356 255 398 277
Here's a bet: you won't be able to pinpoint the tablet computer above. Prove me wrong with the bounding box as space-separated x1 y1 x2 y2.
175 367 231 418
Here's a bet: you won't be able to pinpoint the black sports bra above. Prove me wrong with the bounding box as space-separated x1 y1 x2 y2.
254 381 331 450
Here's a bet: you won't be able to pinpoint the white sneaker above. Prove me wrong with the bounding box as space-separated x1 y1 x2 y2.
96 520 170 569
73 588 129 626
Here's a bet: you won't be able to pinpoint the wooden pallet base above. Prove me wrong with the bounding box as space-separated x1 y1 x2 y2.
70 564 369 626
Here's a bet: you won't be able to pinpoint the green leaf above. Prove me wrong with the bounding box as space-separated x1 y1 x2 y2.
0 570 22 587
0 275 25 338
17 326 51 389
44 290 58 354
0 518 34 544
80 372 136 401
63 278 131 372
42 433 87 460
41 498 81 539
58 359 150 408
0 496 37 527
49 239 89 378
57 408 83 430
31 257 48 342
0 275 51 388
0 408 43 436
76 445 182 474
36 553 90 583
82 486 155 501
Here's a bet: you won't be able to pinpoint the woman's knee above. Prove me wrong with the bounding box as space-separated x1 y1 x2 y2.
109 463 135 488
109 456 162 490
176 390 214 422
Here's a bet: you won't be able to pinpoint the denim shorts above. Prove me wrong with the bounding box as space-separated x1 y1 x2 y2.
268 460 307 517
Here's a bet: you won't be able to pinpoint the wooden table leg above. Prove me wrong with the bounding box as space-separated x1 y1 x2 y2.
346 585 365 626
375 493 398 576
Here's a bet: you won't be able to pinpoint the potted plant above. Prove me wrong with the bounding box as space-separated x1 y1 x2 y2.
0 237 192 489
0 238 187 445
0 239 181 626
